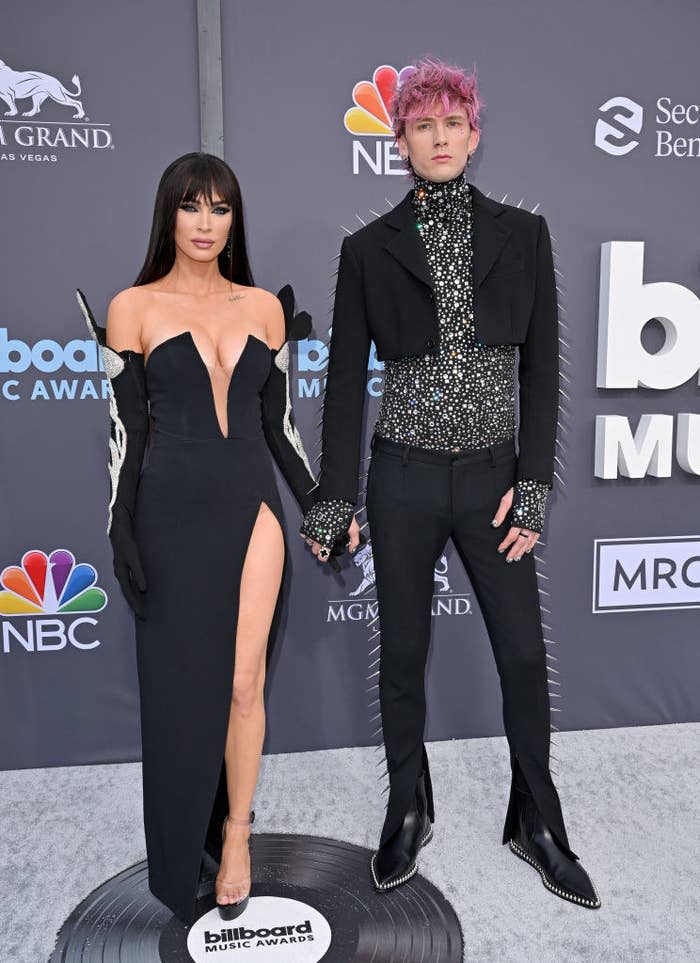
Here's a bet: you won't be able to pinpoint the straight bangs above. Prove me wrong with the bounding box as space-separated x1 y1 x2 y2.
134 152 254 288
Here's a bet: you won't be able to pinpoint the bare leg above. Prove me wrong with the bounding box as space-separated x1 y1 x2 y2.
216 502 284 906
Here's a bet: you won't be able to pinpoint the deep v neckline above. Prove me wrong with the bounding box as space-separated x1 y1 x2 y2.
145 330 269 439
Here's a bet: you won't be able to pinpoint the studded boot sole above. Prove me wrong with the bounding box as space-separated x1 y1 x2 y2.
370 821 434 893
509 838 601 908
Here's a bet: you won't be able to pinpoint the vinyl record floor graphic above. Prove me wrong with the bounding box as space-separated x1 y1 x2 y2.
50 834 463 962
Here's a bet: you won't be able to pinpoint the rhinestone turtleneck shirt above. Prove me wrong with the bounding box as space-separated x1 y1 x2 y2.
301 170 550 547
375 172 519 450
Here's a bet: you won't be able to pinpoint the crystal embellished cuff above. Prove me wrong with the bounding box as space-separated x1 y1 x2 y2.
510 479 550 534
300 499 355 547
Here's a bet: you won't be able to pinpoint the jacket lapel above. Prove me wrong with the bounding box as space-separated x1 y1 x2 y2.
383 191 433 289
470 185 512 288
383 184 512 290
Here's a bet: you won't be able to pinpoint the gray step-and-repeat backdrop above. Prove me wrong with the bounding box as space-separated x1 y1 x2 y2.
2 0 698 770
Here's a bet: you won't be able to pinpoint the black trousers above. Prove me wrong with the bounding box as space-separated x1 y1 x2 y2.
366 433 576 859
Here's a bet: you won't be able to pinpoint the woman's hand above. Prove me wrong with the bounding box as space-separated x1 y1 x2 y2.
109 504 148 617
492 487 540 561
300 515 360 563
348 515 361 552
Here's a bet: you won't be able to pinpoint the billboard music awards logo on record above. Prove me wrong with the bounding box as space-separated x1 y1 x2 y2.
344 63 414 175
0 549 107 653
595 94 700 158
0 56 114 164
187 896 331 961
327 545 472 623
0 325 110 401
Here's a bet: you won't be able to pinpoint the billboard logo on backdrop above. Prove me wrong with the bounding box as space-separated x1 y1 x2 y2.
344 64 414 175
0 57 114 164
595 94 700 158
594 97 643 156
593 537 700 613
0 326 110 400
594 241 700 479
1 549 107 653
296 334 384 400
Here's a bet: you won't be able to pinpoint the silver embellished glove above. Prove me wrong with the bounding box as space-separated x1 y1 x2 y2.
510 478 550 534
261 286 319 513
300 499 355 549
77 289 149 618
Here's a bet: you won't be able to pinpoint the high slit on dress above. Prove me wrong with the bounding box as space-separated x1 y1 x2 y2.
133 329 286 924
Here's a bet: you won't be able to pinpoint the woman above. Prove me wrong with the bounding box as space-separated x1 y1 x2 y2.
77 152 318 925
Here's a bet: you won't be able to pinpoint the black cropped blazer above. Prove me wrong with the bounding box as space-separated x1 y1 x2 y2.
317 184 560 504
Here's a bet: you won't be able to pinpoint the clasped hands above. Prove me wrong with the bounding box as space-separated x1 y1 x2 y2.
300 515 361 564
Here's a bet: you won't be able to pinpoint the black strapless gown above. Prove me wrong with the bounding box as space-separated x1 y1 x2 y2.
133 330 286 924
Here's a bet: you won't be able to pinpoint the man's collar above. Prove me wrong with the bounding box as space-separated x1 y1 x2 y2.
383 182 512 289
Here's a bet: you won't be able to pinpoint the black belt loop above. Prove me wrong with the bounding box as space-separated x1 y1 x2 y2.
401 444 410 467
489 444 497 467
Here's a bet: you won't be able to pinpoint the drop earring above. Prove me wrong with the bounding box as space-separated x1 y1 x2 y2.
227 231 234 298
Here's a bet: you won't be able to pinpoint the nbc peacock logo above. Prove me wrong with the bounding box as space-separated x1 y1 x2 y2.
1 549 107 654
344 64 415 176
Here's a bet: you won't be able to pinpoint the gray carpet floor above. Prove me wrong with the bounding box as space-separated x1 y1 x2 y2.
1 723 698 963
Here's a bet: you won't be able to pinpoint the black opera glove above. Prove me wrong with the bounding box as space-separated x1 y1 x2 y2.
300 499 356 553
509 478 550 535
261 285 319 514
109 503 147 618
77 289 149 618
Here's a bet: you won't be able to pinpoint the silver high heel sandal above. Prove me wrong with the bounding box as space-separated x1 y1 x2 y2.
216 810 255 920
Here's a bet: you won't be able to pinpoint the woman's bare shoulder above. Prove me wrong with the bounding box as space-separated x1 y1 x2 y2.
246 286 285 348
110 283 163 306
106 286 148 351
244 285 280 306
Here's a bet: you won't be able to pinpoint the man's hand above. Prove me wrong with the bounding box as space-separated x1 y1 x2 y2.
491 486 540 562
300 515 360 563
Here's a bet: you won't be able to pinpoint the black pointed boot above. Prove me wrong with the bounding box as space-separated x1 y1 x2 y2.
509 788 601 908
371 771 433 892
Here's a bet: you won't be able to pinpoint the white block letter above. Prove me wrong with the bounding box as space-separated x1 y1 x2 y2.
595 414 674 478
597 242 700 389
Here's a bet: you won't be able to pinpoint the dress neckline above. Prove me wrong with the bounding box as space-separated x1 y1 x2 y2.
145 331 269 439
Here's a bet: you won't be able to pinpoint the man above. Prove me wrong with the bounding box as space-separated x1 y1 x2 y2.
301 58 599 908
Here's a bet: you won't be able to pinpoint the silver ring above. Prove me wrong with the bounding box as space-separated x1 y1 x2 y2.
318 547 330 560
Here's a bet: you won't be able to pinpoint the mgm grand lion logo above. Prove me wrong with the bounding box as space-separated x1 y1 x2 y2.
326 546 470 621
0 59 85 118
349 544 451 597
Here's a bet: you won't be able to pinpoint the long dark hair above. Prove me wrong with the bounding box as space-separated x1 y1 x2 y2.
134 152 254 287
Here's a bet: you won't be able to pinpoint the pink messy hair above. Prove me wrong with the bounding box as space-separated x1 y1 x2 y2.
391 56 482 140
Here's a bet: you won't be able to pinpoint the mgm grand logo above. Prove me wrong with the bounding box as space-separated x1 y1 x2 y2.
327 545 472 622
0 57 113 162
